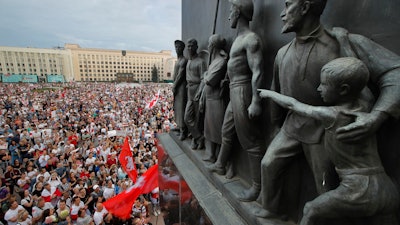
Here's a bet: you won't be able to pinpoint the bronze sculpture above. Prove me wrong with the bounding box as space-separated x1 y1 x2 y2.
257 0 400 219
201 34 228 163
172 40 188 141
184 39 207 150
259 57 399 224
207 0 266 202
173 1 400 224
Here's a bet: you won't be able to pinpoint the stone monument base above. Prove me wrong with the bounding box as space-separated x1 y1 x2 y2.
159 132 296 225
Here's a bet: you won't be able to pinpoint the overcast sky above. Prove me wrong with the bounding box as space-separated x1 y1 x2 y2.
0 0 181 52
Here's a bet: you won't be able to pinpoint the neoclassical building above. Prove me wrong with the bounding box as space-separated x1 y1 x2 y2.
0 46 73 82
65 44 176 82
0 44 176 83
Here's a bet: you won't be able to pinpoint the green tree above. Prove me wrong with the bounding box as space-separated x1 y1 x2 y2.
151 65 159 83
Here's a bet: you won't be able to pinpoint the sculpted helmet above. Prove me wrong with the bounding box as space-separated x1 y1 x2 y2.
229 0 254 21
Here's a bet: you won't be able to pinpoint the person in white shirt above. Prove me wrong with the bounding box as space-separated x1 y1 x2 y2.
37 168 51 182
56 199 70 222
32 197 53 224
69 163 82 175
38 150 50 168
41 183 60 207
100 145 110 161
26 165 38 181
85 152 96 171
93 203 109 225
48 172 61 188
70 196 85 221
4 200 24 225
16 209 32 225
17 172 30 193
102 180 115 200
31 127 42 143
76 208 93 225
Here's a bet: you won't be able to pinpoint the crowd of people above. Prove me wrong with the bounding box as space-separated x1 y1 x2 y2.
0 82 175 225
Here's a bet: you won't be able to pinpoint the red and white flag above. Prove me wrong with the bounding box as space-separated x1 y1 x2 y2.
119 137 138 183
42 187 62 203
145 90 160 109
157 142 192 203
160 174 192 204
103 164 159 219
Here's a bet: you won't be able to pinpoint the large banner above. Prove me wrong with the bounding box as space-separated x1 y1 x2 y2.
1 74 38 83
47 75 65 83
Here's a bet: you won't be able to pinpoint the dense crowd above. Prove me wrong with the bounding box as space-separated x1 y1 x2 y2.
0 82 175 225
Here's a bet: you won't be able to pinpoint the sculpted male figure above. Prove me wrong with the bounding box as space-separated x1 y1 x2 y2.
208 0 266 201
257 0 400 218
184 39 207 150
172 40 188 141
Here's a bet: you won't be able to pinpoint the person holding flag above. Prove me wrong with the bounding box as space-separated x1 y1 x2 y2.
103 164 159 220
119 136 138 183
41 182 62 207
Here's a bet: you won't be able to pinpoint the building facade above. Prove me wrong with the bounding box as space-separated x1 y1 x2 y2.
0 44 176 83
65 44 176 82
0 46 73 82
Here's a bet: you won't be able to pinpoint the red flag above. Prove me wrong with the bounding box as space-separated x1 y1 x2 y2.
103 164 159 219
156 141 166 166
157 141 192 203
160 175 192 204
54 188 62 197
42 195 51 203
119 137 138 183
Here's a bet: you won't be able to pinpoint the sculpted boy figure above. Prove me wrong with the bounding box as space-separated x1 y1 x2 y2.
259 57 399 225
208 0 266 201
172 40 188 141
257 0 400 218
185 39 207 150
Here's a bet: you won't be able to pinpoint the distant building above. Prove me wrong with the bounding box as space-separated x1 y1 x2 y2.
65 44 176 82
0 46 73 82
0 44 176 83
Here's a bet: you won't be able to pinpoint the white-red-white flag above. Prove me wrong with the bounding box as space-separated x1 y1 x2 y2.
119 137 138 183
42 187 62 203
103 164 159 219
145 90 160 109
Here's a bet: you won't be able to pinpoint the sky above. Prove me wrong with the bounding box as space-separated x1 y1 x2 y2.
0 0 181 53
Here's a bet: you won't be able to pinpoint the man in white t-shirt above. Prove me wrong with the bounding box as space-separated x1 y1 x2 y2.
93 202 109 225
32 197 53 223
37 168 51 182
85 152 96 171
4 200 24 225
70 196 85 221
31 127 42 143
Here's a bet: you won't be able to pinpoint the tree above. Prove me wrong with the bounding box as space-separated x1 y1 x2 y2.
151 65 159 83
